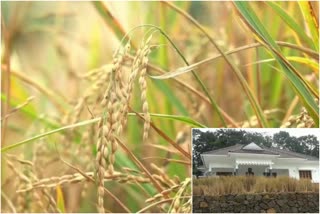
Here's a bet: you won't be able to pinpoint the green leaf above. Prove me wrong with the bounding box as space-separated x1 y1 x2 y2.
92 1 127 42
163 1 268 127
113 152 156 197
92 2 225 126
151 80 189 116
234 1 319 126
248 56 319 72
157 2 177 144
1 113 205 153
266 2 315 49
56 185 66 213
1 94 60 129
149 113 207 128
298 2 319 51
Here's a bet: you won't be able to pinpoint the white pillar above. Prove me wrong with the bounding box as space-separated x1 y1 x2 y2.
234 163 238 175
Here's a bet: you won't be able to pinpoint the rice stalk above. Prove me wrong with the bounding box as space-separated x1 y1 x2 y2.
169 178 191 213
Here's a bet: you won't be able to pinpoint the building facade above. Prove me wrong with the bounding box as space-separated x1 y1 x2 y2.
199 143 319 183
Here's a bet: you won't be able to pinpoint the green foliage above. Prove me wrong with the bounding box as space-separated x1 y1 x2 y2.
273 131 319 157
234 2 319 126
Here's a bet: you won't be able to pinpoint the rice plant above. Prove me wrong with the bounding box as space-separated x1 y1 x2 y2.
1 1 318 213
193 176 319 196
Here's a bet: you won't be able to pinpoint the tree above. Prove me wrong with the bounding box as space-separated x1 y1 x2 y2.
298 135 319 158
273 131 318 158
273 131 291 149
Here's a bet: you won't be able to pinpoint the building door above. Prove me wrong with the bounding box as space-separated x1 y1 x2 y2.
299 170 312 179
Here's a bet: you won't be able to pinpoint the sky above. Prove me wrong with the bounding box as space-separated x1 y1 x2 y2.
195 128 320 140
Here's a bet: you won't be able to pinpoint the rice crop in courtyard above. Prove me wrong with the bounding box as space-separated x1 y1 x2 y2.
193 176 319 196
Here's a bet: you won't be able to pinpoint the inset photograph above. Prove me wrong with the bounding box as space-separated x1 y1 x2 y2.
192 128 319 213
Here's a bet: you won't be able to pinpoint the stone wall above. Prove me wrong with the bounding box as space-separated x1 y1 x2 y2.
193 192 319 213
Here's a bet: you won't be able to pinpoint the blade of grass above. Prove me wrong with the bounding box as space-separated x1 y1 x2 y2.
234 2 319 98
149 41 318 80
2 65 70 113
148 41 318 80
270 66 319 124
261 2 293 109
147 144 181 154
143 4 189 180
151 80 189 116
1 112 204 153
113 151 156 198
92 1 135 48
285 56 319 73
162 0 269 127
247 56 319 74
114 136 166 195
234 1 319 126
10 72 36 112
149 25 227 127
142 157 190 165
1 94 60 129
56 185 66 213
276 41 318 60
258 2 283 110
269 68 283 109
1 96 34 121
266 1 315 49
298 2 319 51
150 113 206 128
157 3 177 157
129 107 191 160
142 57 239 127
151 42 319 71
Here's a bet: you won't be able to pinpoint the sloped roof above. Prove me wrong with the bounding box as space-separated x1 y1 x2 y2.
266 146 318 160
202 143 319 160
242 142 263 150
229 148 279 155
202 144 243 155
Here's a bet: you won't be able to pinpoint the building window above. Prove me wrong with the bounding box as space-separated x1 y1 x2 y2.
263 172 277 177
299 170 312 179
216 172 233 176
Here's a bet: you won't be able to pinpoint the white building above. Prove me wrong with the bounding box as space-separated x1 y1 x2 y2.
199 142 319 183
